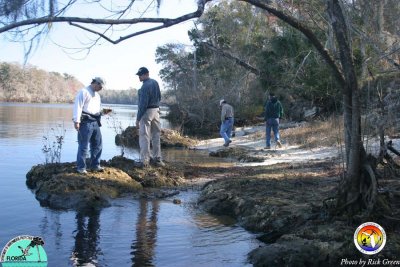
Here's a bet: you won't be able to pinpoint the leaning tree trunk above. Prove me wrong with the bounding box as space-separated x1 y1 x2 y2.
328 0 377 215
242 0 379 215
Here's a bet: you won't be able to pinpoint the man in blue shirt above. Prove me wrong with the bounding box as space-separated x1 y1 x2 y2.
134 67 164 168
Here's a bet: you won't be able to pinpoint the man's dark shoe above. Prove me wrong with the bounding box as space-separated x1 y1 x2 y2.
133 161 149 169
154 160 165 167
264 146 271 150
91 166 104 172
150 158 165 167
223 142 229 147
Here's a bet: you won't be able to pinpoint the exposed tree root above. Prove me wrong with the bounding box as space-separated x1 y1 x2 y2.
335 194 359 215
376 141 400 178
383 215 400 222
360 163 377 213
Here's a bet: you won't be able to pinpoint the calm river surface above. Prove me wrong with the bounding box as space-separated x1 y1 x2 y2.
0 103 260 267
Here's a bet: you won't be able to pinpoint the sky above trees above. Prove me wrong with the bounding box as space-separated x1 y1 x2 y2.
0 0 198 90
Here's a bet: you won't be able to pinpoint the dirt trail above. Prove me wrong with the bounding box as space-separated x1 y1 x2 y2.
195 124 342 165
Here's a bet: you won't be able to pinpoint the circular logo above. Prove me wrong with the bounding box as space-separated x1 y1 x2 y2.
354 222 386 255
0 235 48 267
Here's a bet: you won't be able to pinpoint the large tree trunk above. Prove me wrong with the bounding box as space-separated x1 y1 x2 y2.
241 0 378 215
328 0 377 215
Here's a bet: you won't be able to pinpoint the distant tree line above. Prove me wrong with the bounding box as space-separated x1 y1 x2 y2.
0 62 82 103
0 61 139 104
101 88 139 105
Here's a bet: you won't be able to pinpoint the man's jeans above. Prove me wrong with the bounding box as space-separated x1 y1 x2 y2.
266 118 280 147
139 108 162 163
220 118 234 143
77 121 102 170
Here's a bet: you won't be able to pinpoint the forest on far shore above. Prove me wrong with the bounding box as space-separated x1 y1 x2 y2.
0 61 139 104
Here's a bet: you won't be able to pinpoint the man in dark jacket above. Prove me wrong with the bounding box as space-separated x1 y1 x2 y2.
264 93 283 149
134 67 164 168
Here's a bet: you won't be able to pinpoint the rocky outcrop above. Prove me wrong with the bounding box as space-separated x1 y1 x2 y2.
197 160 400 266
209 147 265 162
115 126 196 148
26 157 186 211
107 156 185 187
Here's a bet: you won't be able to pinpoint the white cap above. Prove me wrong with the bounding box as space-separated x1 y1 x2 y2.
219 99 225 106
92 77 106 88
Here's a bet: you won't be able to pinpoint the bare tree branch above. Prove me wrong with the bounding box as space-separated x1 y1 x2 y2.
293 50 312 81
352 26 400 70
0 0 210 36
201 42 261 76
69 21 173 44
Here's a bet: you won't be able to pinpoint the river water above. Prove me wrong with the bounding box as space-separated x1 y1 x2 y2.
0 103 261 266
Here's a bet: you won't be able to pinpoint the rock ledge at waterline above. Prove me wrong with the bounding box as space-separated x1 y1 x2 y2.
115 126 197 148
26 156 186 211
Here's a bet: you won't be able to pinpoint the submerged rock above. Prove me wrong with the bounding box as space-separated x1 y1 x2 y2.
115 126 196 148
209 147 265 162
26 157 186 211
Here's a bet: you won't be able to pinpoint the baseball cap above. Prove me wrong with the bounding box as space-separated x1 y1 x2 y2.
93 77 106 88
136 67 149 76
219 99 225 106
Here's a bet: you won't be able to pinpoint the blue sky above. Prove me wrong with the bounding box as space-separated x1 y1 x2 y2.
0 0 198 90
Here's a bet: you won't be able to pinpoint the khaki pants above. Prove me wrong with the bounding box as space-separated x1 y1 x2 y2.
139 108 161 163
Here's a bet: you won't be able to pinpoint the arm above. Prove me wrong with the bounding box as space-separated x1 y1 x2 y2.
264 102 270 120
101 108 112 115
72 90 84 130
221 105 227 123
136 87 148 123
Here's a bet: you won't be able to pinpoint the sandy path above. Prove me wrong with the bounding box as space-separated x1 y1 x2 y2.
194 125 342 166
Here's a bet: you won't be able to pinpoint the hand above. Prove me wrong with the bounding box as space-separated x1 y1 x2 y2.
74 122 80 131
102 108 112 115
136 120 140 127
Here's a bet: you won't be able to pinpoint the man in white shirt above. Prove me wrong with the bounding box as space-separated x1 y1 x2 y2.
72 77 111 174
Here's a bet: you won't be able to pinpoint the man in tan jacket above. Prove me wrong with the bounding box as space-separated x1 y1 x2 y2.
219 99 234 147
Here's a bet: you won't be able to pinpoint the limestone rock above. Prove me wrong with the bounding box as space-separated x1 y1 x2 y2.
26 158 187 211
115 126 196 148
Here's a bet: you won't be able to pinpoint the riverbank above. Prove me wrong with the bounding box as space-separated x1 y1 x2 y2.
192 124 400 266
25 123 400 266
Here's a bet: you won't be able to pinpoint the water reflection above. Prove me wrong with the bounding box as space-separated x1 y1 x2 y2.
0 103 260 266
0 103 72 139
34 194 259 266
69 200 161 267
39 211 63 251
131 199 159 267
71 210 102 266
